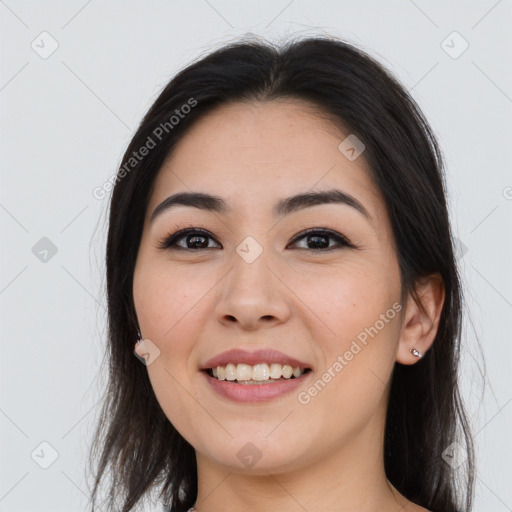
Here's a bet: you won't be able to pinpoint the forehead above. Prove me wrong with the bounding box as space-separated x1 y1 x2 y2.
148 99 384 222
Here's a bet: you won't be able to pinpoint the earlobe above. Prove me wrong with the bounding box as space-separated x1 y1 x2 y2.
396 273 445 365
409 347 423 358
134 329 144 354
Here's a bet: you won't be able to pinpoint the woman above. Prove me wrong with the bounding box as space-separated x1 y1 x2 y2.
88 35 475 512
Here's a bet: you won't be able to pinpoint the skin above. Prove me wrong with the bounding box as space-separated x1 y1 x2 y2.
133 99 444 512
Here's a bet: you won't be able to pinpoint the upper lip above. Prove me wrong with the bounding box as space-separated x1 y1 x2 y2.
200 349 312 370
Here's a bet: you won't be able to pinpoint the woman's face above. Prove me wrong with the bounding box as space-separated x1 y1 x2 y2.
133 99 404 474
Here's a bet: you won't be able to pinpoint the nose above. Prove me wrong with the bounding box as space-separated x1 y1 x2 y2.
215 246 292 331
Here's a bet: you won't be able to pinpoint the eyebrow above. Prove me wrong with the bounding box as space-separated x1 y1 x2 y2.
150 189 372 223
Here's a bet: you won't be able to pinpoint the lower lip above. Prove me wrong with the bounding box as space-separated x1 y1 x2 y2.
202 370 312 403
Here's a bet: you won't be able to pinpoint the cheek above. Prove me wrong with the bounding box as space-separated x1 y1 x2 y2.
296 263 399 339
133 258 210 341
297 261 402 408
133 261 211 433
133 257 222 411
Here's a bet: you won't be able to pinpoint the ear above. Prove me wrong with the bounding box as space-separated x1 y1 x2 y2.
396 273 445 365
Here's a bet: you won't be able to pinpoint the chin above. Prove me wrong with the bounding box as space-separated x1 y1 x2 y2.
198 435 309 475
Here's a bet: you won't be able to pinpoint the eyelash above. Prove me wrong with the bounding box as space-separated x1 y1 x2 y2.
156 225 356 252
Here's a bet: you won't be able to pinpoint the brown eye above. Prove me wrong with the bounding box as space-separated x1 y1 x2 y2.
157 227 354 252
157 228 221 250
288 228 354 251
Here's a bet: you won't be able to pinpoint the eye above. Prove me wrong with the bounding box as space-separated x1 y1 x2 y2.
287 228 355 251
156 228 221 251
156 226 355 252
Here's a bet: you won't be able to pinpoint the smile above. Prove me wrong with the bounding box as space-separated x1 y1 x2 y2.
207 363 311 383
202 365 313 402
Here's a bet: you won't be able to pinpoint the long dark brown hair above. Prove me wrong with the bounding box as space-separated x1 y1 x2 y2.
87 34 475 512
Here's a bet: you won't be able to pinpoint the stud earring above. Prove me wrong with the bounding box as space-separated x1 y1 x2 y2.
409 347 422 358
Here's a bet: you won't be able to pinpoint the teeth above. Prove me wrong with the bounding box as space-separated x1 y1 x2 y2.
225 363 237 381
252 363 270 380
269 363 282 379
235 364 252 381
282 365 293 379
210 363 307 381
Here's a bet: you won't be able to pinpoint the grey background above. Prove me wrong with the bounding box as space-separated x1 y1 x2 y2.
1 1 511 511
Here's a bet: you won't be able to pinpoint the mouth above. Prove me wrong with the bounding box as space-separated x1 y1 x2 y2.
200 348 313 401
203 363 313 385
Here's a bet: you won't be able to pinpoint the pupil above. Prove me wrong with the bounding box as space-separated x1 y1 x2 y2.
188 235 207 248
308 235 328 249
